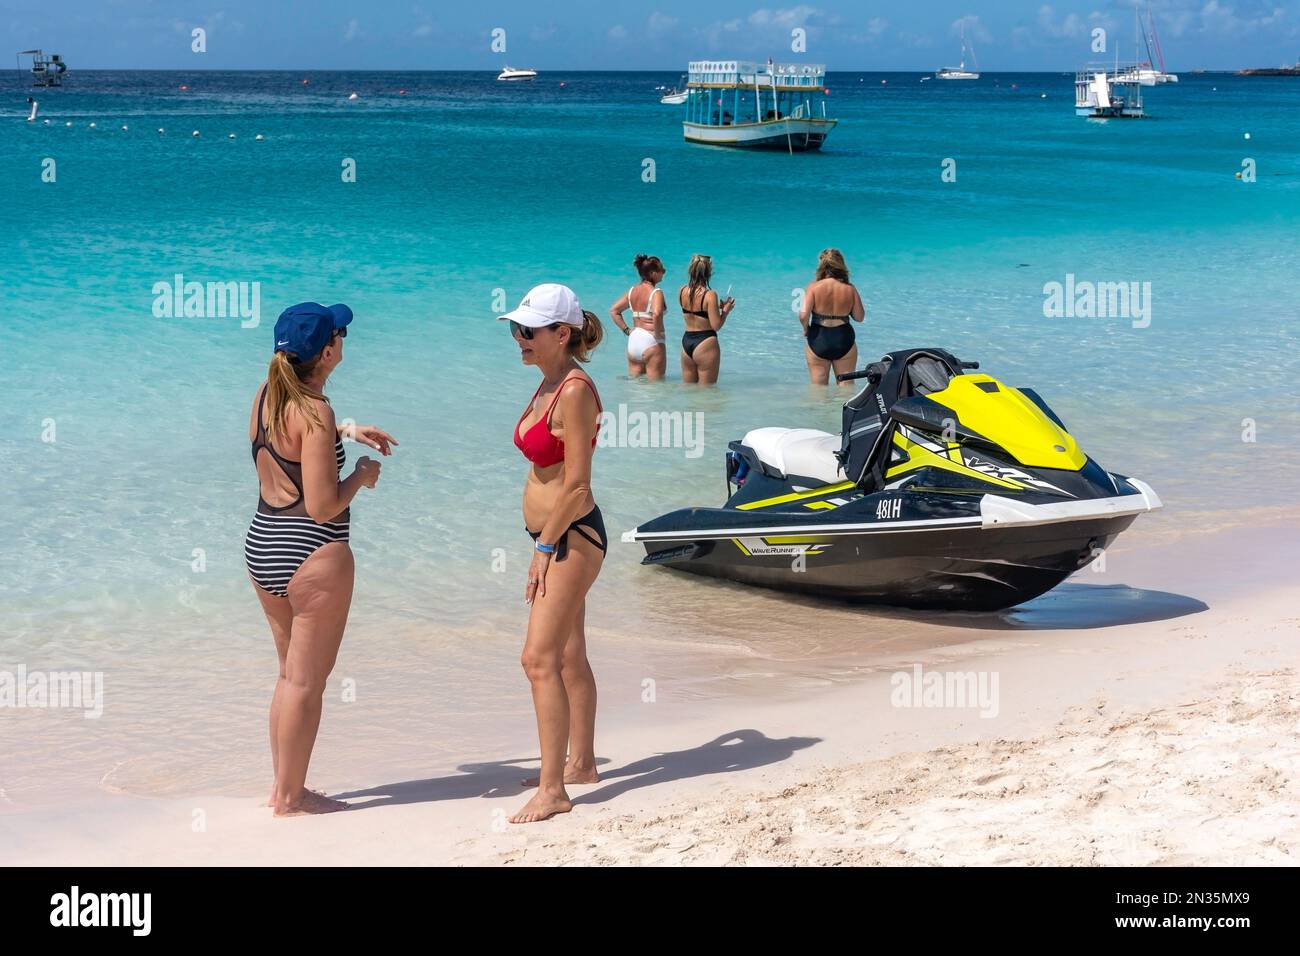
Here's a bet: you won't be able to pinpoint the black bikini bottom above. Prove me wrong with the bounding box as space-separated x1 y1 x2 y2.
527 506 608 561
807 322 855 361
681 329 718 359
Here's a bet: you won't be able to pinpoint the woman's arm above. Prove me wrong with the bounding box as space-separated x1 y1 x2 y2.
301 402 370 523
608 292 631 335
649 287 666 338
799 282 815 333
706 290 733 332
852 285 867 323
535 380 600 548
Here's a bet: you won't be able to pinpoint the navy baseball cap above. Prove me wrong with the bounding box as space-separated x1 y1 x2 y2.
273 302 353 362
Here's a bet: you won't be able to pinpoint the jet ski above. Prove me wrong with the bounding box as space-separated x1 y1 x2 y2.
623 348 1161 611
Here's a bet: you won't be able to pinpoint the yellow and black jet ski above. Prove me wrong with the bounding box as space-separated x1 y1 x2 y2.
623 348 1161 610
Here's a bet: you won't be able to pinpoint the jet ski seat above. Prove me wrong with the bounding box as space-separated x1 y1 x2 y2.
741 427 847 485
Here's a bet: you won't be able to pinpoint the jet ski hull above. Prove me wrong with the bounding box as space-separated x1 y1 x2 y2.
633 511 1139 611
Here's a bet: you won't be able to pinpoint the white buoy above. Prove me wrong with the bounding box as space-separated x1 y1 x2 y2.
65 121 71 127
255 134 264 141
121 124 129 131
27 99 38 122
348 92 359 100
1244 132 1251 140
192 129 200 137
158 127 165 135
89 122 96 128
1040 93 1047 98
43 118 51 125
228 132 236 139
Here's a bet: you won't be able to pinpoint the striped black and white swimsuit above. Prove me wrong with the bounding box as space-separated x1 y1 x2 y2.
244 385 350 597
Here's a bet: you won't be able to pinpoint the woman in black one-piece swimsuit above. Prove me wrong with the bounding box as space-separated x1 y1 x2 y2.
799 248 866 386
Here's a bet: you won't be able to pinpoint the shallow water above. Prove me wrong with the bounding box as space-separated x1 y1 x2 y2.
2 70 1298 803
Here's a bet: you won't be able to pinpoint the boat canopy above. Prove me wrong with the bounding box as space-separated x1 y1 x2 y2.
687 60 826 89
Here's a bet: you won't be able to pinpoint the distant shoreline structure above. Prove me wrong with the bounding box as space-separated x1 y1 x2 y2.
9 66 1275 75
1236 64 1300 76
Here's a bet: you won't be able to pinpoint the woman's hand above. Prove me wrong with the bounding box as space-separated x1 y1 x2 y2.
355 456 382 489
348 424 399 456
722 296 736 315
525 550 551 604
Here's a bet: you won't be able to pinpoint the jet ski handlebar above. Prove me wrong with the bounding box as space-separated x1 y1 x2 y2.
836 356 979 384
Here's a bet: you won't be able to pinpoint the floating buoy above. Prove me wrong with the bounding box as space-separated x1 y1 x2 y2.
88 122 96 128
1235 171 1243 179
65 121 71 127
191 130 200 137
399 89 407 95
158 127 165 134
823 87 830 94
302 78 310 85
881 79 887 84
559 81 566 87
27 98 38 122
1244 132 1251 140
348 92 359 100
179 84 188 91
228 132 236 139
255 133 264 141
121 124 128 131
1041 93 1047 98
43 118 51 125
1011 83 1018 90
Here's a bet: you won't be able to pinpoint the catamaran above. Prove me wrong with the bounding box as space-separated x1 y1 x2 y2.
1110 6 1178 85
936 24 979 79
680 60 837 151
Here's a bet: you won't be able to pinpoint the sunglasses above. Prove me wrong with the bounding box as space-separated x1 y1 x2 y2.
333 327 348 339
510 320 557 340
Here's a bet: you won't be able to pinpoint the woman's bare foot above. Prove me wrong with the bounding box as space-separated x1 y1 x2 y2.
521 761 599 788
266 785 328 807
509 789 572 824
274 789 350 816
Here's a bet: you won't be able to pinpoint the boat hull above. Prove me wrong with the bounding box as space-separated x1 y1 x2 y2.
635 512 1139 611
683 118 836 151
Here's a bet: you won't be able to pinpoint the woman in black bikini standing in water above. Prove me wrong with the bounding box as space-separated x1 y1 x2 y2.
245 303 395 815
799 248 866 385
501 284 606 824
679 253 735 385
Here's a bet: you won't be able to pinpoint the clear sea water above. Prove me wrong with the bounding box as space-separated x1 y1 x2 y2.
2 70 1298 804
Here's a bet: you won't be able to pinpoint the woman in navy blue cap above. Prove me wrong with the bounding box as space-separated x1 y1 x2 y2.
244 302 396 816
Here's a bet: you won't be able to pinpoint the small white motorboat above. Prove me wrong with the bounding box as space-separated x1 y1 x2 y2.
497 66 538 82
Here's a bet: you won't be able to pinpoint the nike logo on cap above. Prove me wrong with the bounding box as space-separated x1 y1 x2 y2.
276 340 289 346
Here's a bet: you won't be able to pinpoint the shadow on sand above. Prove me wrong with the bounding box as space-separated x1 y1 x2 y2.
332 729 819 811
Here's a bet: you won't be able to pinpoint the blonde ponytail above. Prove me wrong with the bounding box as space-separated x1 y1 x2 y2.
569 309 604 363
266 351 326 441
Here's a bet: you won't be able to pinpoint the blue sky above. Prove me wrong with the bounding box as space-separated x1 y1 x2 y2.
6 0 1298 70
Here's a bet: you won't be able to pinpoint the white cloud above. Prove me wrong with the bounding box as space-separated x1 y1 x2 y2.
952 14 992 44
343 18 362 42
647 12 680 36
608 24 628 40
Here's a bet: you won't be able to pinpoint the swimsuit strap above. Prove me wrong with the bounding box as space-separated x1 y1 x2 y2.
543 373 602 425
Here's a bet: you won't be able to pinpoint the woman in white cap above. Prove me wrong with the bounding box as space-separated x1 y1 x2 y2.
502 283 606 823
245 302 396 815
609 254 667 380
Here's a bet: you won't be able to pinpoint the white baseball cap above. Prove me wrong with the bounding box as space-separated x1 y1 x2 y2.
498 283 584 328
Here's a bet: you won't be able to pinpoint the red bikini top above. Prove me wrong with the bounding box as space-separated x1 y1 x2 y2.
515 374 602 468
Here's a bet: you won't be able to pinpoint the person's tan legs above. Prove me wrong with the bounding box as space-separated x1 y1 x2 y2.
274 542 354 816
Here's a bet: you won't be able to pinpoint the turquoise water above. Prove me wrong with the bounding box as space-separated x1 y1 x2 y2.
2 70 1298 800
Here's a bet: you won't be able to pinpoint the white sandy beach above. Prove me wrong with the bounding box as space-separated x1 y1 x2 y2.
3 520 1297 867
